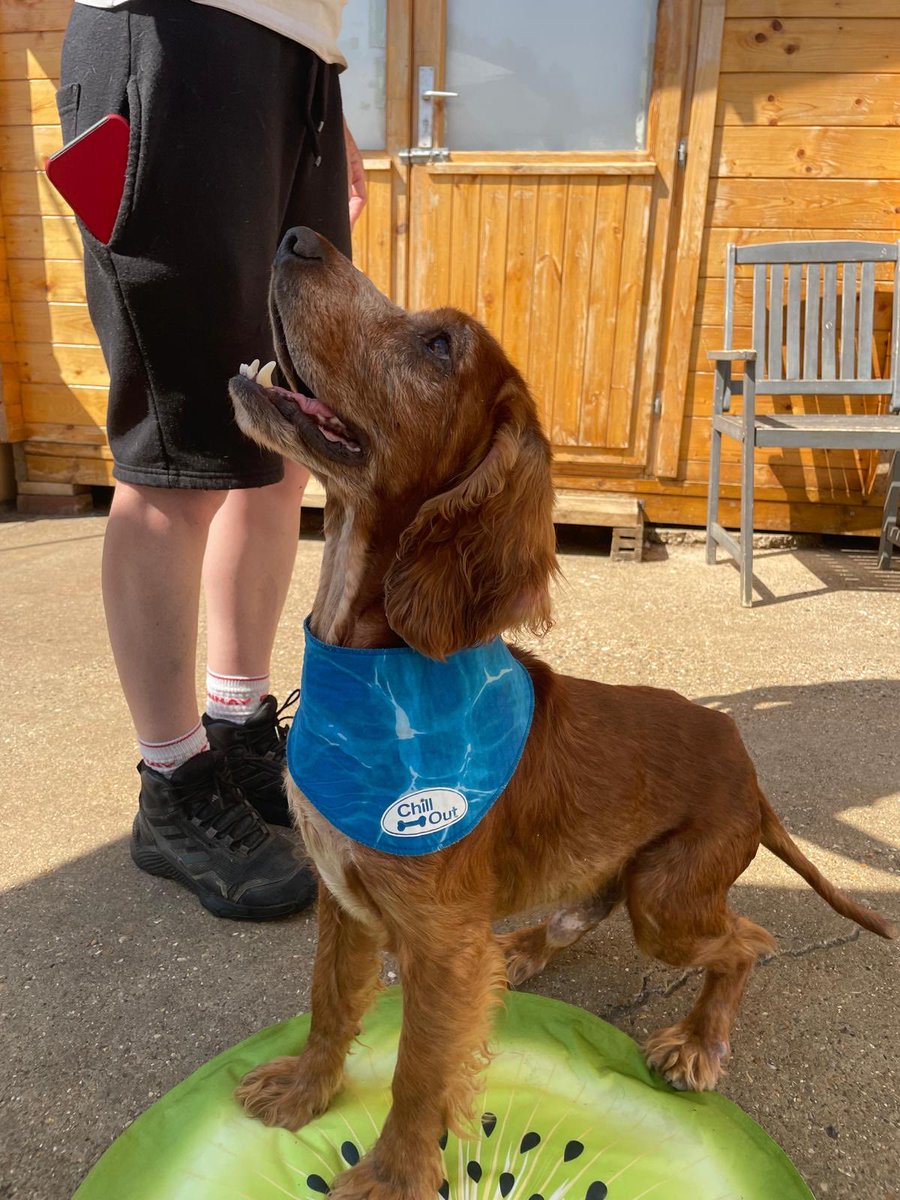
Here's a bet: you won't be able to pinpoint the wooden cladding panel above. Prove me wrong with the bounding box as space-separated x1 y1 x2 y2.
0 122 61 167
0 1 71 34
21 447 113 486
718 73 900 127
412 170 651 455
19 342 107 386
14 298 93 343
721 18 900 73
0 31 62 81
8 257 84 302
715 126 900 178
0 78 58 125
728 2 900 16
22 381 106 425
709 180 900 230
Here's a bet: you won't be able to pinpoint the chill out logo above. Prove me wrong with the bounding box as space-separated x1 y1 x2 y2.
381 788 468 838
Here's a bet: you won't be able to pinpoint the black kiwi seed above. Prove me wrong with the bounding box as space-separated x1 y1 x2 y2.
527 1194 545 1200
467 1161 483 1183
499 1172 516 1196
341 1141 360 1166
481 1111 498 1137
585 1183 608 1200
519 1131 541 1153
439 1130 449 1150
564 1140 584 1162
439 1180 450 1199
306 1175 329 1194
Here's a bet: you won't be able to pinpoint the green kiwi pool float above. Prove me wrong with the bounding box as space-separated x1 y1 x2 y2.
73 988 812 1200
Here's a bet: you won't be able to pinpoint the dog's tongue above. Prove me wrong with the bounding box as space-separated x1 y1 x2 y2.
269 387 347 443
283 389 336 422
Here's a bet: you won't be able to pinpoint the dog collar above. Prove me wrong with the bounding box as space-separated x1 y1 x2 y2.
286 618 534 856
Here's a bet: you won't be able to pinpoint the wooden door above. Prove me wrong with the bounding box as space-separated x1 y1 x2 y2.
406 0 694 483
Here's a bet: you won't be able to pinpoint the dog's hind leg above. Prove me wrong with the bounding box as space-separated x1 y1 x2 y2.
625 838 776 1092
499 882 622 986
236 882 383 1129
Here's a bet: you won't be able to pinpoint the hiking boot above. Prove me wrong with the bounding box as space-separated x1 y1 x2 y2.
203 693 296 827
130 749 315 919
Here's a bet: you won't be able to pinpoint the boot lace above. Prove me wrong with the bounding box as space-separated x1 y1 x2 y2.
240 689 300 761
177 757 268 852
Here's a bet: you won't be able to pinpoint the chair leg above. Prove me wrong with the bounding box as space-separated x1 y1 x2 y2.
878 451 900 570
706 420 722 566
740 433 754 608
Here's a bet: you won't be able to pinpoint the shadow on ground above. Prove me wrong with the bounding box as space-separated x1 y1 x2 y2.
697 677 900 875
720 541 900 606
2 678 897 1200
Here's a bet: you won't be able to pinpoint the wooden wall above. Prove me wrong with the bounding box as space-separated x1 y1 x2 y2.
668 0 900 532
1 0 899 535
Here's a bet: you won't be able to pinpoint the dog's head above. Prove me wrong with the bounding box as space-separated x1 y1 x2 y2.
230 227 557 657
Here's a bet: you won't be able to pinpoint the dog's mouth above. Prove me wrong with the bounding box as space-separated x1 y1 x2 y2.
233 357 366 462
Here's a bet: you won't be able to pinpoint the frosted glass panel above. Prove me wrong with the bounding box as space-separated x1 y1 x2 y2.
338 0 387 150
445 1 657 152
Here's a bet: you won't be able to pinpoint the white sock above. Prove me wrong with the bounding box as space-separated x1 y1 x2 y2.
205 669 270 724
139 722 210 777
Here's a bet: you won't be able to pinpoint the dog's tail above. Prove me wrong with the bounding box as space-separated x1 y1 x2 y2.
759 793 897 939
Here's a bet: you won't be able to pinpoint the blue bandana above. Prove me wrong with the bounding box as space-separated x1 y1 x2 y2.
286 619 534 856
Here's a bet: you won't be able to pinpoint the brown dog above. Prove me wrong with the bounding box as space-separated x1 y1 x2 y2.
229 227 896 1200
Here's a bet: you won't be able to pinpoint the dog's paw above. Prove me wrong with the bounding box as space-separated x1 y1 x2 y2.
235 1055 337 1130
329 1153 443 1200
496 927 551 987
644 1024 730 1092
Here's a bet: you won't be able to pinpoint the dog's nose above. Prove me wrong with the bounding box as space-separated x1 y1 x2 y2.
278 226 325 264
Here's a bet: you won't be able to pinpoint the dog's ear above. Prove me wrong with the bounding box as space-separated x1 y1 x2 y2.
384 378 557 659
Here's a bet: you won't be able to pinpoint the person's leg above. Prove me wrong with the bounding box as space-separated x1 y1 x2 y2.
200 460 311 826
203 459 310 679
102 479 314 919
103 482 225 742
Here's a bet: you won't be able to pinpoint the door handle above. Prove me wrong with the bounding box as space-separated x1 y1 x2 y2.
416 66 457 155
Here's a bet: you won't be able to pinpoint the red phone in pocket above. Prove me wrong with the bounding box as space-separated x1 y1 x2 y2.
45 113 130 245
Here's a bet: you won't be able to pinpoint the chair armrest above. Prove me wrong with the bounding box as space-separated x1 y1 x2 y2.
707 349 757 362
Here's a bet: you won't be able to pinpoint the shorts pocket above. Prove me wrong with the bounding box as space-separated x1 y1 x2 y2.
55 82 81 144
61 76 144 252
105 76 144 250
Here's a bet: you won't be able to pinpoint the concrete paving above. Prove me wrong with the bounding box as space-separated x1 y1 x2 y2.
1 512 898 1200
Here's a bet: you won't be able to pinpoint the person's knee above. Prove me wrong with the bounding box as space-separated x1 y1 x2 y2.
111 481 227 532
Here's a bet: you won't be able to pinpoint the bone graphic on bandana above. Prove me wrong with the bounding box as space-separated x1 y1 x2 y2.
397 816 428 831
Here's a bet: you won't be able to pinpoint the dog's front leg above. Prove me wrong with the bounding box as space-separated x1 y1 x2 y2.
236 882 382 1129
331 917 506 1200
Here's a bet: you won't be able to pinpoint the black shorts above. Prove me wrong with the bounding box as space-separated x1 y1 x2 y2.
59 0 351 489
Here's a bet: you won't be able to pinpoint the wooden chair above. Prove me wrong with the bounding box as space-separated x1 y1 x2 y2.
706 241 900 605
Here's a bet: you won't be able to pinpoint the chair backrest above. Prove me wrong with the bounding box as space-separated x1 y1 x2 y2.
723 241 900 412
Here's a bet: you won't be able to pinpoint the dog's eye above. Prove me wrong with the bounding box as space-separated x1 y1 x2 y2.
425 334 451 361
